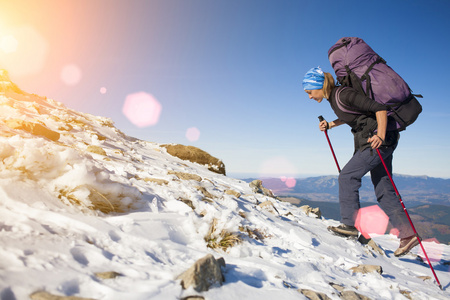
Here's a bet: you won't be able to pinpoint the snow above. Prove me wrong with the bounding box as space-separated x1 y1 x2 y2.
0 78 449 299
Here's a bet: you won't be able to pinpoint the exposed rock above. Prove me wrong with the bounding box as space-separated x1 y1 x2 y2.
168 171 202 182
249 180 274 197
367 239 384 255
181 296 205 300
113 149 124 155
329 283 372 300
216 257 226 268
282 280 297 289
418 275 432 281
86 145 107 156
93 133 107 141
179 198 195 210
30 291 95 300
329 282 345 292
241 226 267 241
297 288 332 300
58 123 74 131
139 177 169 185
225 189 241 198
258 200 279 215
350 264 382 275
195 186 215 199
5 119 60 141
399 290 413 300
300 205 322 218
176 254 225 292
161 144 226 175
94 271 122 279
340 291 372 300
0 69 26 94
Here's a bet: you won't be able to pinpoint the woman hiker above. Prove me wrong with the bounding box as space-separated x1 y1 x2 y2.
303 66 419 257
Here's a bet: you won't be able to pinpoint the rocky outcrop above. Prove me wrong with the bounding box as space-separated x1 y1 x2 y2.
339 291 372 300
94 271 122 279
225 189 241 198
161 144 226 175
258 200 279 215
350 264 382 275
86 145 106 156
177 254 225 292
300 205 322 218
5 119 60 141
249 180 274 197
298 288 332 300
168 170 202 182
329 282 373 300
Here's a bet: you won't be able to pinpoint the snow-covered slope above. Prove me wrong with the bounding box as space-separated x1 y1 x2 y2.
0 70 448 299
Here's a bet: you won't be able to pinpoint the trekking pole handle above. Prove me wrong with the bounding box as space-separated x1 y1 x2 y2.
318 116 328 130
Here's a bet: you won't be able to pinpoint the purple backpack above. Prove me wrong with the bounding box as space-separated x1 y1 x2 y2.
328 37 422 131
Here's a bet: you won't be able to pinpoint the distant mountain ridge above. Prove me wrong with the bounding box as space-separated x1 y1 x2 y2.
244 175 450 244
242 175 450 206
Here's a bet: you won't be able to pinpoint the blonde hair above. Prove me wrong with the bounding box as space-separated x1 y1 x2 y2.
322 72 335 99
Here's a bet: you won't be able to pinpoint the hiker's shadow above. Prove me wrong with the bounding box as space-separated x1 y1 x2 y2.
385 250 449 289
223 264 265 288
386 250 448 270
385 250 423 265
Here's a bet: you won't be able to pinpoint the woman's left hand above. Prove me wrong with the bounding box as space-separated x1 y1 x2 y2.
367 135 384 149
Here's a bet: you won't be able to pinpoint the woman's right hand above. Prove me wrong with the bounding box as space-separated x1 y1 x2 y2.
319 120 328 131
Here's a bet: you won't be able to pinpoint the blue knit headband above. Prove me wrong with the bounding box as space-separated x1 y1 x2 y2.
302 67 325 90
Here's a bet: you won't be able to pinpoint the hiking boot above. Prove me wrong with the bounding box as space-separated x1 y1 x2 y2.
394 235 420 257
328 224 359 237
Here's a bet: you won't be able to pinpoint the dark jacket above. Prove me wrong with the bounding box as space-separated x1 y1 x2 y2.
328 86 399 152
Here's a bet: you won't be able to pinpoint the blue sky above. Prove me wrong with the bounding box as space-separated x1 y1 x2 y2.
1 0 450 178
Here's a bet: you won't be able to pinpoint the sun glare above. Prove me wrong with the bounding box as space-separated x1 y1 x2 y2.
0 25 48 77
0 35 18 53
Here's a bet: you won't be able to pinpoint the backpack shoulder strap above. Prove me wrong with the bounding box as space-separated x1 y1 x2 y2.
360 57 385 97
335 87 361 115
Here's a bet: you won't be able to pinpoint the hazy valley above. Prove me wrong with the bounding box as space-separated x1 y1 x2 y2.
243 175 450 244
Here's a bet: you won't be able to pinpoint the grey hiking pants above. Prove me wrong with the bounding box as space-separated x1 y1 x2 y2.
338 144 414 239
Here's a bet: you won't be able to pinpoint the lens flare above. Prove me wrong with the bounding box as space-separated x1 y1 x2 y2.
389 227 400 237
355 205 389 239
186 127 200 142
122 92 162 128
281 176 297 188
100 87 107 94
61 64 82 86
417 238 444 263
0 26 48 77
1 35 18 53
285 177 296 188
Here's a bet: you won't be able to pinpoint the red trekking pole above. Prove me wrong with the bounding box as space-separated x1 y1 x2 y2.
375 147 442 290
318 116 341 172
